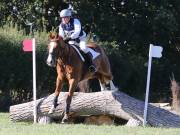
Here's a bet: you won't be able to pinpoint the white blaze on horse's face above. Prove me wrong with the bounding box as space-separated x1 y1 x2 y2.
49 41 56 53
47 41 56 67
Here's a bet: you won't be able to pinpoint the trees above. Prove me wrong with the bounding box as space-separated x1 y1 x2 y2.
0 0 180 111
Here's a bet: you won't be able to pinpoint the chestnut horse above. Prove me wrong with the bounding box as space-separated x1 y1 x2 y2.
46 33 117 123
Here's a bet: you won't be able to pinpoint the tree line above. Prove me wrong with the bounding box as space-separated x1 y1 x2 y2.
0 0 180 111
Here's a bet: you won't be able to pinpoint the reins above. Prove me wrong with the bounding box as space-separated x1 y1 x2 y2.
55 39 73 75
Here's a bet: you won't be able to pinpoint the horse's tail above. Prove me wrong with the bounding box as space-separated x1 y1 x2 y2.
98 46 113 80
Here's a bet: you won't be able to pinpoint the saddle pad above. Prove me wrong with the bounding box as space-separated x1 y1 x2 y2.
70 44 85 62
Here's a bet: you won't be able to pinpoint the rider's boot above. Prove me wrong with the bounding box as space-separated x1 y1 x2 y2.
86 52 98 73
87 49 100 73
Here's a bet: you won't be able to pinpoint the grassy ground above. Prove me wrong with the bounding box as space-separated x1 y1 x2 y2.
0 113 180 135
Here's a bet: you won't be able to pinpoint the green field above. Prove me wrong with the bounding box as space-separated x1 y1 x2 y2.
0 113 180 135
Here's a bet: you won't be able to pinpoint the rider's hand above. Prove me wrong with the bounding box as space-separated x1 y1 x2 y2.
64 37 71 42
75 38 80 43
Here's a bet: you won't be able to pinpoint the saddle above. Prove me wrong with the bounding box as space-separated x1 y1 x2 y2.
67 40 95 68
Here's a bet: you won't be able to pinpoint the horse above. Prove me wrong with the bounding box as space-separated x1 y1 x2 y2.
46 33 117 123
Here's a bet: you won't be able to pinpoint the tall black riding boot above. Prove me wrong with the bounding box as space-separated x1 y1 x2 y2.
86 52 97 73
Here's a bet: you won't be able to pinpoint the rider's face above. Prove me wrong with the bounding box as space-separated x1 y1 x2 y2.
62 17 70 24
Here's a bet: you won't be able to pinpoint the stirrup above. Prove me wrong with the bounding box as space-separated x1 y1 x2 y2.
89 65 97 73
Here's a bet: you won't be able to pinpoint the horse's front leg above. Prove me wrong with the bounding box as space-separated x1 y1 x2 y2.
49 75 63 114
61 78 77 123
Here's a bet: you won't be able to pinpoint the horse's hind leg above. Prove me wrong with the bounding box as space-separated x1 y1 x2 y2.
98 74 109 91
98 74 118 91
100 80 118 91
98 79 106 91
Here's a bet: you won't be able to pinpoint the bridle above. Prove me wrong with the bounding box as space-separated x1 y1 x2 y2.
48 37 71 68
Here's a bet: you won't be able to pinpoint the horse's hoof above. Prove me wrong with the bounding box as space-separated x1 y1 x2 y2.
61 114 69 124
61 119 68 124
48 106 55 114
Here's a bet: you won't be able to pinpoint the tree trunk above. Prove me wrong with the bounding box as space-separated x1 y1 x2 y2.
9 91 180 127
170 77 180 114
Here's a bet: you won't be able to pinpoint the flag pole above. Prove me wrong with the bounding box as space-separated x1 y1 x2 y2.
21 14 37 123
32 37 37 123
30 23 37 123
143 44 153 126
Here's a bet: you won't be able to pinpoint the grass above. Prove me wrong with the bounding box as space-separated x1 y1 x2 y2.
0 113 180 135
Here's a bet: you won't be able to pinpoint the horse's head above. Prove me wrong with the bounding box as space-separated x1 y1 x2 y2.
46 32 60 67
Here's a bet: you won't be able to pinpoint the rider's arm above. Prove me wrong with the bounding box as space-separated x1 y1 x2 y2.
70 19 81 39
59 25 65 38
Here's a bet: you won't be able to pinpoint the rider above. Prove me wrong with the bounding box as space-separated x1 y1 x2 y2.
58 9 100 72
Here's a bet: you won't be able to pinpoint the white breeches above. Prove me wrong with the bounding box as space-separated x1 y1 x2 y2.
79 37 89 54
79 36 100 60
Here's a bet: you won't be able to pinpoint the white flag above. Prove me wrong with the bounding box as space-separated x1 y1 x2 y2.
149 44 163 58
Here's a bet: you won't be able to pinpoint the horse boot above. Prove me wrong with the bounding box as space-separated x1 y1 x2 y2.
61 94 72 124
61 113 69 124
48 96 58 114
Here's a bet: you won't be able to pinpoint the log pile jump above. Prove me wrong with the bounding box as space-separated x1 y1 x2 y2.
9 91 180 127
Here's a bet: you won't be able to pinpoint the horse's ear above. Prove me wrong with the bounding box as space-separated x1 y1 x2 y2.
49 32 56 39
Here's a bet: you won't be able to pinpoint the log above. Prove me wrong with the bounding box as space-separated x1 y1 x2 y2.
9 91 180 127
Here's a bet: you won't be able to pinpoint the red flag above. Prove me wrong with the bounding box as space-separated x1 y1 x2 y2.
23 39 33 52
